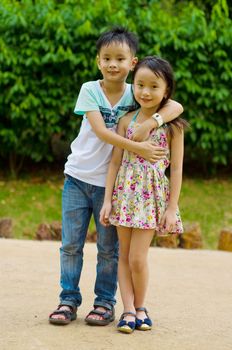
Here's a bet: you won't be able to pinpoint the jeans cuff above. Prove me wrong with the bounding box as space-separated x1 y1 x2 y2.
59 300 77 310
94 300 114 310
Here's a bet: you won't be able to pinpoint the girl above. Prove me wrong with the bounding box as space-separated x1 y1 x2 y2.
100 56 187 334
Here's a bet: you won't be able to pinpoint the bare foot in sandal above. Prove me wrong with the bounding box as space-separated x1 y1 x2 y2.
49 305 77 325
86 307 106 321
85 306 115 325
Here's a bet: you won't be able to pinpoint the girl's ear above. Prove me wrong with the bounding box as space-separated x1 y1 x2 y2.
164 86 169 99
161 87 170 106
131 57 138 71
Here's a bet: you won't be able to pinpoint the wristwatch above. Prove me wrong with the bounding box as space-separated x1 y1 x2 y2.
151 113 164 128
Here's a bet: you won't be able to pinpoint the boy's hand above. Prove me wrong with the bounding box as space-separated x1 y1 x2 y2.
100 202 112 226
138 141 167 162
132 123 151 142
160 207 177 233
132 118 157 142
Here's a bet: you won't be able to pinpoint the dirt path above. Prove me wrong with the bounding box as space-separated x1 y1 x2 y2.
0 239 231 350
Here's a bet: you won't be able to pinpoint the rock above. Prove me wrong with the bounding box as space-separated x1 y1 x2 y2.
50 221 62 241
155 234 179 248
36 223 52 240
36 222 97 242
86 231 97 243
0 218 13 238
36 222 62 241
179 223 203 249
218 228 232 252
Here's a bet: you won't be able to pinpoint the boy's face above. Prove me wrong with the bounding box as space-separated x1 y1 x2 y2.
97 42 137 83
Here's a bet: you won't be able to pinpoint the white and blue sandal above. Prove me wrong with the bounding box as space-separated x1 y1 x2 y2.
135 307 152 331
117 312 136 334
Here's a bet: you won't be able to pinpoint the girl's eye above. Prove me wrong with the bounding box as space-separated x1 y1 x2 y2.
118 58 125 61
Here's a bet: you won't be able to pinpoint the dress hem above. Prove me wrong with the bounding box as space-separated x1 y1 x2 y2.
110 220 183 233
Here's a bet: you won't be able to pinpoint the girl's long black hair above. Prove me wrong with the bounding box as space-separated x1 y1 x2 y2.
132 56 189 136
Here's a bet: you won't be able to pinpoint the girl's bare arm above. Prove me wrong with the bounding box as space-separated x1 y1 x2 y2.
160 126 184 231
168 126 184 210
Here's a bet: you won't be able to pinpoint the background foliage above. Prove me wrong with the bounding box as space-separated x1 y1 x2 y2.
0 0 231 176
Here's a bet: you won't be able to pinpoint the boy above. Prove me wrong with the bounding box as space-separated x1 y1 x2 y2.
49 27 183 326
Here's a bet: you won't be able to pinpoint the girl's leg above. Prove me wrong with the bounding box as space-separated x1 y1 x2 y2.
129 228 154 320
117 226 135 322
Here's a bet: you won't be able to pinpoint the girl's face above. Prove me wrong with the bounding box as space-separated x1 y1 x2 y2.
133 67 167 111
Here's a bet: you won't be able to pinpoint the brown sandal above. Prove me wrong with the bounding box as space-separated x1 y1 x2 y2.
49 305 77 325
85 306 115 326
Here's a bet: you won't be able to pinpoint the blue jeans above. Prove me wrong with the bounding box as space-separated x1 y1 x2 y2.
59 175 118 310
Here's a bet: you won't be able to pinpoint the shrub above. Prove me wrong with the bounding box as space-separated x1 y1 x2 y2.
0 0 231 176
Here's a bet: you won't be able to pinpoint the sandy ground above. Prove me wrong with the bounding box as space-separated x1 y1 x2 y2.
0 238 232 350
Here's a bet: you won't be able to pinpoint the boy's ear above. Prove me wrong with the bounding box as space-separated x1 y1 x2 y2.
131 57 138 71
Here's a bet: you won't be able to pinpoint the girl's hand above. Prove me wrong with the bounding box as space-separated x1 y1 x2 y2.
100 202 112 226
160 207 177 233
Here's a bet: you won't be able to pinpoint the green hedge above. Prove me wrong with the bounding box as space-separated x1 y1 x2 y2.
0 0 231 176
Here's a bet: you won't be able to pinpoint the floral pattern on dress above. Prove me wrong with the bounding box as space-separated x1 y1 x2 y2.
109 110 183 235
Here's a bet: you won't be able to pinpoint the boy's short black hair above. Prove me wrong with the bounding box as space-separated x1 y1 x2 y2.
96 26 139 55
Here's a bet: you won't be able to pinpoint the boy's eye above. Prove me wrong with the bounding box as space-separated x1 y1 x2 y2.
103 58 109 61
118 58 125 61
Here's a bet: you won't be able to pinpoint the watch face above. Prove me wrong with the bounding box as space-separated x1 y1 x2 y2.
153 114 163 127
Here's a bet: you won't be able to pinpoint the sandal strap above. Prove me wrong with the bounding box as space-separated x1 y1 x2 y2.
87 308 113 320
94 302 114 311
58 304 77 312
120 312 136 320
136 307 148 313
89 309 106 316
93 304 115 316
51 309 71 316
49 309 73 319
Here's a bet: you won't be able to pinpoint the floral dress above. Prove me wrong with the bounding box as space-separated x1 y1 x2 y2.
109 110 183 235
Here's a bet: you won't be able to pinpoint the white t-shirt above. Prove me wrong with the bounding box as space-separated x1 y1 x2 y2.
64 80 136 187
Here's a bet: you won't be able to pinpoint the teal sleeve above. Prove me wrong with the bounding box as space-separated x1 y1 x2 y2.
74 83 100 115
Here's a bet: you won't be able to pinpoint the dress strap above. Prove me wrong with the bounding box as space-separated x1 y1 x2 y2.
131 109 140 123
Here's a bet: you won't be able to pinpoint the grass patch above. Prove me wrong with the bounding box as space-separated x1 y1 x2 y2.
0 177 62 239
0 176 232 249
180 177 232 249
